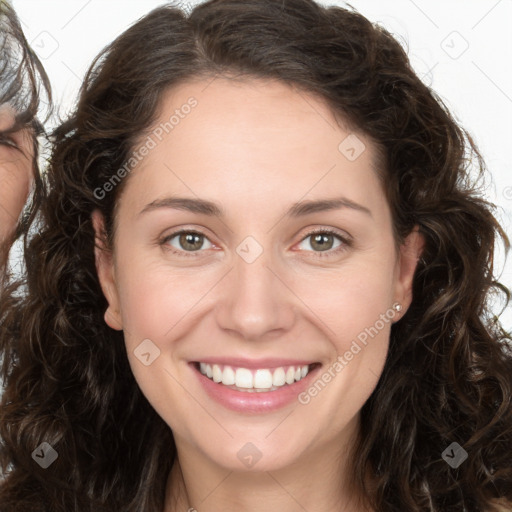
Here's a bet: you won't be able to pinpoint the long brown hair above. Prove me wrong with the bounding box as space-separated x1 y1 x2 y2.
1 1 511 510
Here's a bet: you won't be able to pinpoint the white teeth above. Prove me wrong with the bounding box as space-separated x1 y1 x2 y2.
197 363 312 391
235 368 253 388
222 365 235 385
272 367 286 387
212 364 222 383
254 369 273 389
285 367 295 385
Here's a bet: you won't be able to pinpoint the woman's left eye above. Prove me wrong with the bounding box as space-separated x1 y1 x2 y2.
160 228 351 258
296 229 350 256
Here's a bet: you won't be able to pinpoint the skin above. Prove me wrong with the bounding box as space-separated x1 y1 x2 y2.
0 104 34 269
92 77 424 512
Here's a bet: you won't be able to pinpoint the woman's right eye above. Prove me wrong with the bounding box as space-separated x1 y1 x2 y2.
160 230 214 257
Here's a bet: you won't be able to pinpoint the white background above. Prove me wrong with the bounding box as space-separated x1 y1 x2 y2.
10 0 512 331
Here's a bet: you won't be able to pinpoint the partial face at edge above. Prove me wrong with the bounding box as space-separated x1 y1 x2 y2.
0 104 34 248
92 77 423 472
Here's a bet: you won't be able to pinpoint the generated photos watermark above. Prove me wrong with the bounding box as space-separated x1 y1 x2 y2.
93 96 198 200
298 303 400 405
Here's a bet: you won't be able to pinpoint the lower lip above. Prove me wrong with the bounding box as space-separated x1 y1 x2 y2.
191 363 321 414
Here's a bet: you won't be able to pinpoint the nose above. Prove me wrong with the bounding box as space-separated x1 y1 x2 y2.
215 244 297 341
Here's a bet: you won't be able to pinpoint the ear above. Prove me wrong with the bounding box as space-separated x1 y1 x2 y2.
91 209 123 330
394 226 425 315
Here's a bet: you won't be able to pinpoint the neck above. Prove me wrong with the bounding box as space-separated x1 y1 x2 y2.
163 417 373 512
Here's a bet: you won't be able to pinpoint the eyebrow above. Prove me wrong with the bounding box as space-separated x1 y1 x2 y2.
138 195 372 218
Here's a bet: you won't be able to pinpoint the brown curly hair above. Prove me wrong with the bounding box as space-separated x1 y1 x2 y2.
1 1 511 511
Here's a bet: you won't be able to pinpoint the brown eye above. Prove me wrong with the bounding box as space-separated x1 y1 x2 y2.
309 233 335 252
161 230 214 255
296 229 351 257
178 232 205 251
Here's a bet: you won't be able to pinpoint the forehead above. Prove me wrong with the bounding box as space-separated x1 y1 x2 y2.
117 77 385 222
151 76 363 155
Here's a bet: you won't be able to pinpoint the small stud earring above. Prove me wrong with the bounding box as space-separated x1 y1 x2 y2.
393 302 403 313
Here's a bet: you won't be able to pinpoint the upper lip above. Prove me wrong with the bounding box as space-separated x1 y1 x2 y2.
191 357 318 369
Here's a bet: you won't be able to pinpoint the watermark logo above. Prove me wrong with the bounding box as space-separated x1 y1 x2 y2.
134 338 161 366
93 97 198 200
236 236 264 264
440 31 469 60
31 31 59 60
237 442 263 468
338 134 366 162
298 304 400 404
31 442 59 469
442 442 468 468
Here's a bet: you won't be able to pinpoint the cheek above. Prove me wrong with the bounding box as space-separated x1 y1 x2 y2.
114 251 218 345
292 251 397 344
291 252 397 415
113 254 210 421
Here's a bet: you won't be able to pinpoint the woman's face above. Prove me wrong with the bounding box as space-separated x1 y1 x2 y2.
93 77 422 472
0 105 34 249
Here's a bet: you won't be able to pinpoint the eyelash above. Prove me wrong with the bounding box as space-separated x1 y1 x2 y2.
159 228 352 259
0 134 19 150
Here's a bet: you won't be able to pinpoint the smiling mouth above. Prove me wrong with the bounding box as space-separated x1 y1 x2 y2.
193 362 321 392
